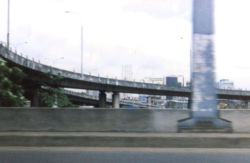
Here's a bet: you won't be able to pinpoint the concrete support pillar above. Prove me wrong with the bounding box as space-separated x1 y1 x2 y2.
112 92 120 108
148 96 152 105
31 90 39 107
244 100 249 109
187 97 192 109
99 91 106 108
178 0 231 132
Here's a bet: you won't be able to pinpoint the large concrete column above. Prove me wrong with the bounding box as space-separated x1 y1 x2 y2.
244 100 249 109
99 91 106 108
178 0 231 132
187 97 192 109
148 96 152 105
112 92 120 108
31 90 39 107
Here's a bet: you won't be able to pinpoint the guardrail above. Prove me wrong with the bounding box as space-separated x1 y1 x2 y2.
1 43 250 99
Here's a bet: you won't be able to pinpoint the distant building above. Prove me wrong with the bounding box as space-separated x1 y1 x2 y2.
87 90 99 97
141 77 165 102
217 79 234 90
166 77 182 87
186 82 191 87
139 95 147 103
166 76 182 100
165 99 188 109
216 79 235 109
144 77 165 85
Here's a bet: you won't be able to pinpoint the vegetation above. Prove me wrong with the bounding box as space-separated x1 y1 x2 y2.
38 72 75 107
0 57 74 107
39 87 74 107
0 57 27 107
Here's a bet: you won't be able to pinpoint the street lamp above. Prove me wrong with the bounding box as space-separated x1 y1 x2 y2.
7 0 10 49
65 11 84 76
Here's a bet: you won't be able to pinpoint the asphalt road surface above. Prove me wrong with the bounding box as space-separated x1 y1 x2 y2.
1 147 250 163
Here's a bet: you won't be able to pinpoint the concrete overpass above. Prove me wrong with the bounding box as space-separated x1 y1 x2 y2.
61 89 158 108
1 43 250 107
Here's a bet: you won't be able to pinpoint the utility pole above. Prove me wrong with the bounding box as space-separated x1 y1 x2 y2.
80 24 83 76
7 0 10 49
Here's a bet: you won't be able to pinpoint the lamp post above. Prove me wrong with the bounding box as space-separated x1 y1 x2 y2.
65 11 84 76
7 0 10 49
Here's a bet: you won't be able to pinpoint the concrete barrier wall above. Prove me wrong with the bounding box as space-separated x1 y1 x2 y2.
0 108 250 133
220 110 250 133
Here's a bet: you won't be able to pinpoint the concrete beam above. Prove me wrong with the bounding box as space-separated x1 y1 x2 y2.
112 92 120 108
98 91 106 108
31 90 40 107
244 100 249 109
2 44 250 101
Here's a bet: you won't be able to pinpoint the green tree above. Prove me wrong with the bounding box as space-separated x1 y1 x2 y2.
0 57 27 106
38 72 74 107
39 87 74 107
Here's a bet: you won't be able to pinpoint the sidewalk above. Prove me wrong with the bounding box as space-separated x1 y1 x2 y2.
1 132 250 148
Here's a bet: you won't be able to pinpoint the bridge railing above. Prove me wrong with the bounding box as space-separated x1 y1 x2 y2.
0 43 190 92
1 43 250 99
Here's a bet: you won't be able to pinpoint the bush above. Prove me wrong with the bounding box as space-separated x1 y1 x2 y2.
0 58 27 107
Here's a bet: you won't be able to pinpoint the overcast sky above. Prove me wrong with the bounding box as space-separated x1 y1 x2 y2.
0 0 250 89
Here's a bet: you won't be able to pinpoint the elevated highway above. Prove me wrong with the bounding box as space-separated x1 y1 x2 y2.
61 89 158 108
1 43 250 107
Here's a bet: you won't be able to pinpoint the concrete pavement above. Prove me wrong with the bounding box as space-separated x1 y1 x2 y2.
0 147 250 163
2 132 250 148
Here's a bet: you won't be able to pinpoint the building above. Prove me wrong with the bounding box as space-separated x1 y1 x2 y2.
138 95 165 108
166 76 182 100
138 77 165 104
216 79 235 109
143 77 165 85
138 95 147 103
186 82 191 87
166 76 182 87
217 79 234 90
